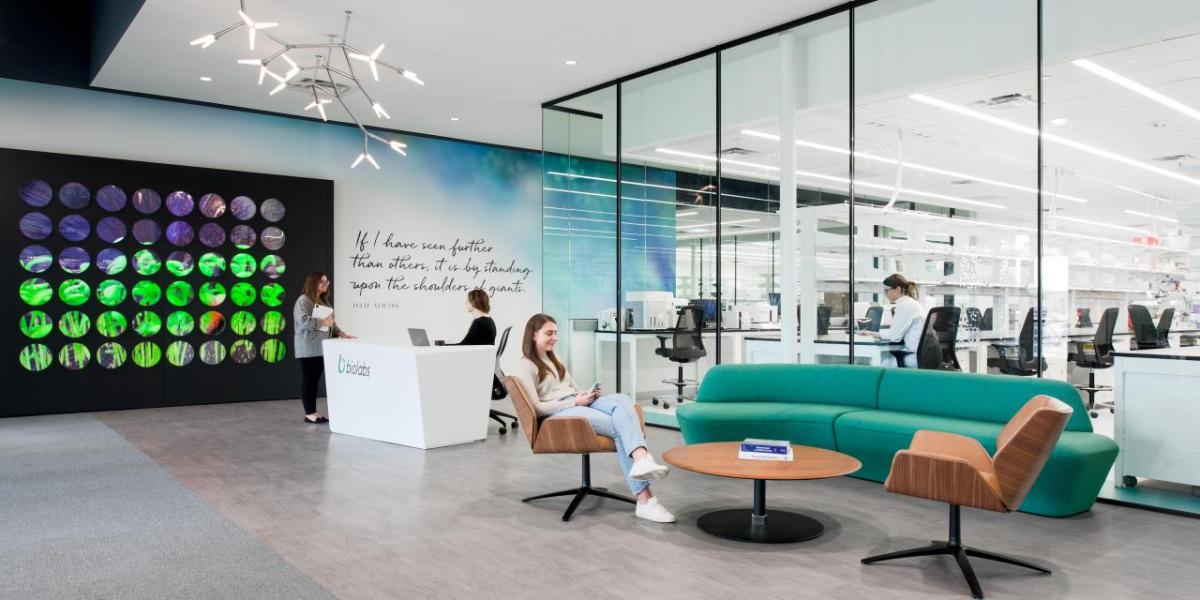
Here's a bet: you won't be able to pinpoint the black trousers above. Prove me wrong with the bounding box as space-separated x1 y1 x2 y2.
299 356 324 415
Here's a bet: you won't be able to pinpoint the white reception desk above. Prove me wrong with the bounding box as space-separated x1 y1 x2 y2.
1113 346 1200 492
322 339 494 450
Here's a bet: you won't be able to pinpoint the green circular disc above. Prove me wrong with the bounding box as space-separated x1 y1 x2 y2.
132 341 161 367
97 279 128 307
230 311 257 335
260 283 285 307
19 343 53 372
199 310 226 335
261 339 286 364
96 311 128 337
96 342 127 369
166 311 194 336
58 343 91 370
166 281 194 307
259 254 285 279
199 282 226 307
57 311 91 338
199 340 226 365
166 251 194 276
132 280 162 306
230 282 257 307
166 340 194 367
198 252 226 277
133 249 162 276
261 310 286 335
133 310 162 336
230 253 257 278
230 339 256 364
58 279 91 306
20 310 53 339
20 278 53 306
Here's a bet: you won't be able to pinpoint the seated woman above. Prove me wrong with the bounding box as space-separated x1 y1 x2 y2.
865 273 926 368
515 313 675 523
443 289 496 346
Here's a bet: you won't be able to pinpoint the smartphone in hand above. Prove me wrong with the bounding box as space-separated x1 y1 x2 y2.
589 381 601 395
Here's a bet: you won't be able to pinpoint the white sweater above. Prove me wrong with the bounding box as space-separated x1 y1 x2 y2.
516 357 579 416
882 294 926 354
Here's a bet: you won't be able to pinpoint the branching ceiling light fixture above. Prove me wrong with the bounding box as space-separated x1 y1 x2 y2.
190 1 423 169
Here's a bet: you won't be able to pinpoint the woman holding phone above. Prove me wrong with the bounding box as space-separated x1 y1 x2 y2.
516 313 675 523
294 272 353 424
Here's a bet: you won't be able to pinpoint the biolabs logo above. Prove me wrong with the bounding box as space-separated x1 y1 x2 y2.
338 355 371 377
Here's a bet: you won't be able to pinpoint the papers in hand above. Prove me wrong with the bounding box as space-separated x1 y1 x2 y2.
311 305 334 332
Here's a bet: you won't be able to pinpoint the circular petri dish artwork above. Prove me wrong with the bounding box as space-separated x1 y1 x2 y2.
20 278 53 306
132 218 162 245
198 252 226 277
132 280 162 306
230 253 256 278
58 311 91 338
199 282 226 307
59 343 91 370
96 310 128 337
132 188 162 214
59 279 91 306
260 283 285 307
132 341 161 367
166 251 195 276
133 249 162 276
261 339 286 364
20 212 54 240
58 214 91 242
97 216 127 244
59 246 90 274
199 310 226 335
230 196 256 221
20 179 53 207
230 339 256 364
260 255 286 279
96 248 127 275
133 310 162 336
261 311 286 335
19 344 54 372
97 342 127 369
199 340 226 365
260 226 285 251
166 311 195 336
199 193 226 218
230 282 257 307
20 310 53 339
166 280 194 307
230 311 257 335
230 224 256 249
260 198 285 222
97 185 127 212
97 279 128 306
59 182 91 209
199 222 226 248
166 340 195 367
20 245 53 273
166 191 194 217
166 221 194 246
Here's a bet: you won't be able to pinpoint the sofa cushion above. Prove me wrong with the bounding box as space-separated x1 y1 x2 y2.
696 364 884 408
676 401 869 450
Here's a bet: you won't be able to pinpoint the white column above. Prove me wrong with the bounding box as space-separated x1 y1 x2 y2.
799 206 817 363
779 32 798 363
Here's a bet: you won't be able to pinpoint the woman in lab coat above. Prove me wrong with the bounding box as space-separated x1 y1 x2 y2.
866 273 925 368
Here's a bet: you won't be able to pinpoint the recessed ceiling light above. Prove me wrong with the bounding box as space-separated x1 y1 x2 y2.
1050 117 1068 126
564 60 578 66
450 117 460 121
200 76 213 82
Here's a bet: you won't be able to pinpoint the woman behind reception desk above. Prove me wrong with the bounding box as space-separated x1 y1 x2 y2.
442 289 496 346
295 271 354 424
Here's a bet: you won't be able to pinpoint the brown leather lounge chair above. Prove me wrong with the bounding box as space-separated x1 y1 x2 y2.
862 395 1073 599
504 375 644 521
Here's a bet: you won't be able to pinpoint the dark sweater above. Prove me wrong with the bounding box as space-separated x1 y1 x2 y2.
454 316 497 346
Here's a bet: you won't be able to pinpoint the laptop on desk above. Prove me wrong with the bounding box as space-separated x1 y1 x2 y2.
408 328 431 347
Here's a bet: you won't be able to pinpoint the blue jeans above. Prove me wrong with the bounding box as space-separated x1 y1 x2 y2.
551 393 648 495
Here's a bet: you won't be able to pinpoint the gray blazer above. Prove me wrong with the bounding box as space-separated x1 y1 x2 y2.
293 295 342 358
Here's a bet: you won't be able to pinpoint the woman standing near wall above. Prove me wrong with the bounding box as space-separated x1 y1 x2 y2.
294 272 353 424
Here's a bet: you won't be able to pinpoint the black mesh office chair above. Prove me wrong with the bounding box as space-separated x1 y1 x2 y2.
1129 305 1167 350
991 308 1045 376
981 307 994 331
817 305 831 336
916 306 962 370
489 326 519 435
1072 308 1118 418
964 307 983 332
1157 307 1175 346
654 306 706 410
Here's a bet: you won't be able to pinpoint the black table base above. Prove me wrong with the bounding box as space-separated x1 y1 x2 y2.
696 479 824 544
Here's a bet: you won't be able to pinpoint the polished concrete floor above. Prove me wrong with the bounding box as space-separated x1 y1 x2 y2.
9 397 1193 599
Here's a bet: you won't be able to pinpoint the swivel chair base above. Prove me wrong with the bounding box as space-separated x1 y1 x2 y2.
1076 372 1113 418
652 364 697 410
521 454 635 521
489 409 519 435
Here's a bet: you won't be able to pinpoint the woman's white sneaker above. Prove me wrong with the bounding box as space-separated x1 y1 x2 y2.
630 456 670 480
635 497 676 523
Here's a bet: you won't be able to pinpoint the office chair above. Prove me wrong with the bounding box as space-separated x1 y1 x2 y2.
489 326 519 435
980 307 993 331
1076 308 1093 328
863 396 1072 600
1129 305 1166 350
964 307 982 331
991 308 1045 376
817 305 831 336
915 306 961 370
1072 308 1118 418
653 306 707 410
1157 307 1175 347
863 305 884 332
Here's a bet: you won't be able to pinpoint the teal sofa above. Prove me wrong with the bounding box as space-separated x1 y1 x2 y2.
675 364 1119 517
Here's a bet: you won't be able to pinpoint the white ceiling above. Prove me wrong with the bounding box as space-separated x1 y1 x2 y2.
92 0 843 150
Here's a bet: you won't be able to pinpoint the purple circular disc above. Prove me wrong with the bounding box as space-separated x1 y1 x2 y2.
59 246 91 274
58 214 91 242
260 226 285 250
97 216 127 244
20 245 53 273
166 191 194 216
96 248 126 275
230 224 256 249
132 188 162 214
59 182 91 209
132 218 161 245
199 222 226 248
20 212 53 240
20 180 52 207
199 193 226 218
230 196 256 221
260 198 285 222
166 220 195 246
97 185 128 212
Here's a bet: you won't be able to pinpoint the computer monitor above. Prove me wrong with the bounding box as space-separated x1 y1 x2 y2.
408 328 431 346
690 299 717 327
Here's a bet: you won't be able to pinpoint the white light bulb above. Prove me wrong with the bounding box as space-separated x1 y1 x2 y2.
365 154 380 169
352 153 366 169
389 140 408 155
372 102 390 119
190 34 216 48
402 70 424 85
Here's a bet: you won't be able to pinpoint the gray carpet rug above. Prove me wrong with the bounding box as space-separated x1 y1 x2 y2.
0 413 333 600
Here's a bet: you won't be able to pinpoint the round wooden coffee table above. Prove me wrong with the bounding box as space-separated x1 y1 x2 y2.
663 442 861 544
